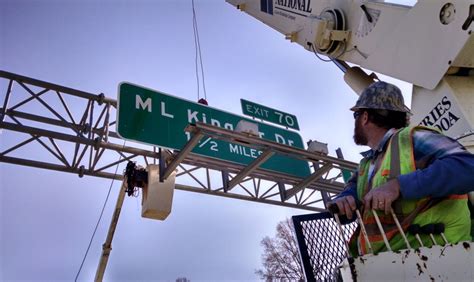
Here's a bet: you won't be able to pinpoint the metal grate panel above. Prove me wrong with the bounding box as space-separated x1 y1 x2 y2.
292 212 358 282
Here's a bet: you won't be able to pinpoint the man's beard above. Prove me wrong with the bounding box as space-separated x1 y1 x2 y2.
353 119 368 145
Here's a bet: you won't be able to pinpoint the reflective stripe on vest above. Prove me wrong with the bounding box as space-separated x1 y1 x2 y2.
354 126 470 255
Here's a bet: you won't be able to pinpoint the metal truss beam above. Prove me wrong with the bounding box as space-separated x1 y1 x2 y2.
285 163 333 200
162 132 203 180
227 149 273 191
0 70 358 212
185 122 356 171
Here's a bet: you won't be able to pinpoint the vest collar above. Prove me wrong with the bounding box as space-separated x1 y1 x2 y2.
360 128 396 159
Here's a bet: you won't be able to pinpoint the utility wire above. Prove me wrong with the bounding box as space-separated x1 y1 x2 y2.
310 44 333 62
192 0 207 100
195 12 207 100
74 141 125 281
193 3 200 100
310 41 349 63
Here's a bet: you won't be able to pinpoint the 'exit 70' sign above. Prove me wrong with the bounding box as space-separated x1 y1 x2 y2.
241 99 299 130
117 83 310 178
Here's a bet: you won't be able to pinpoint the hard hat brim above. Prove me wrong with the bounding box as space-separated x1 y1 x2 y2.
349 105 412 114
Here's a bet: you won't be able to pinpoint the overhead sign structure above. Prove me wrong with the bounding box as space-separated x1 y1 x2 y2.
117 83 310 178
241 99 300 130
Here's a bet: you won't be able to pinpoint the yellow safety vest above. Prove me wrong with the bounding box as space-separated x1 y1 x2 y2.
354 126 470 255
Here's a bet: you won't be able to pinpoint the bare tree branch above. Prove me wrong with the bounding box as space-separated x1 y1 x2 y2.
255 218 304 281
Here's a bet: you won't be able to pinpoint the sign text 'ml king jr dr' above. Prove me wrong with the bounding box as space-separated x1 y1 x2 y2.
117 83 310 178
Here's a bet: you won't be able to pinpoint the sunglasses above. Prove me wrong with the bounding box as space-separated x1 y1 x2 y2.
353 111 364 119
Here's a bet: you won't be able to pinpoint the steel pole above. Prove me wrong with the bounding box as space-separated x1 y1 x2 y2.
94 179 127 281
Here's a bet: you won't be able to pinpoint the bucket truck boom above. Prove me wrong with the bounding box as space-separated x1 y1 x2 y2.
226 0 474 151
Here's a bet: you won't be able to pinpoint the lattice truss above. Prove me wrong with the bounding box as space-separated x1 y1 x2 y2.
0 71 357 212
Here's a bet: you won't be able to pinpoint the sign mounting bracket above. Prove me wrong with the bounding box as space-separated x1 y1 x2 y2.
162 130 204 180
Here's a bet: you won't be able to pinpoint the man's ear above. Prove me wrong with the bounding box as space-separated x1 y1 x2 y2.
362 111 369 125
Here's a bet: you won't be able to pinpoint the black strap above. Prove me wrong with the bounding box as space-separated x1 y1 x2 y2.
389 130 404 216
389 130 402 180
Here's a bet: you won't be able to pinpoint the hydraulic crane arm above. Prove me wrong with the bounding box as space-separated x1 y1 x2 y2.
227 0 474 150
226 0 473 90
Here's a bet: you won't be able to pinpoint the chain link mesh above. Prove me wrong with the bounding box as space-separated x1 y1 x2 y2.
293 212 358 281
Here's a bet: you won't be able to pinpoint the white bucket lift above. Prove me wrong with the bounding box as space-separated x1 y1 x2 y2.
141 164 176 221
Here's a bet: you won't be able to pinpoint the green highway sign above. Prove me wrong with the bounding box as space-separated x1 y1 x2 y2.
117 83 310 178
241 99 300 130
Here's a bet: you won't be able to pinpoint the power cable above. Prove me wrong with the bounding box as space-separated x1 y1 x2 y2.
311 44 334 62
310 40 351 64
192 0 207 100
192 2 201 101
74 141 126 281
195 14 207 100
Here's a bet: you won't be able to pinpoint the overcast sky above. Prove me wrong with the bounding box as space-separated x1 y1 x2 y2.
1 0 415 281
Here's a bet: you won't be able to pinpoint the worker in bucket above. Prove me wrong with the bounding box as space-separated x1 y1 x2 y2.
328 81 474 255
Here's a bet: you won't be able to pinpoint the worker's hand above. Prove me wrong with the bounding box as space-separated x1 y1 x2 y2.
328 196 357 219
363 179 400 214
